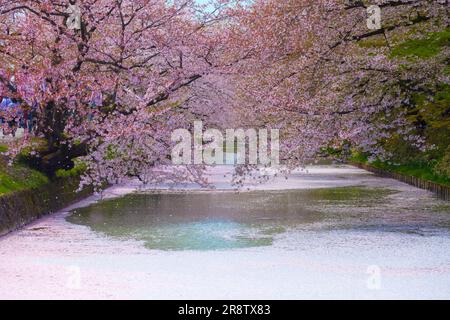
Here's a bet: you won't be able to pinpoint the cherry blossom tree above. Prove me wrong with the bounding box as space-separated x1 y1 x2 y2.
1 0 447 188
0 0 238 185
228 0 448 165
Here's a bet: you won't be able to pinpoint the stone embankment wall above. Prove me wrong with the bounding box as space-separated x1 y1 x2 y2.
0 177 92 236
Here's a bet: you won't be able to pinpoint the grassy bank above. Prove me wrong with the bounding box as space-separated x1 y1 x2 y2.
0 160 49 196
0 144 49 196
351 154 450 187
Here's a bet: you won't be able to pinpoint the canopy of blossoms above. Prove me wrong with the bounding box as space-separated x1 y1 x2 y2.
0 0 448 187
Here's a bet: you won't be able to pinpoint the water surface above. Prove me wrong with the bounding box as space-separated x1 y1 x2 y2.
67 187 450 251
3 166 450 299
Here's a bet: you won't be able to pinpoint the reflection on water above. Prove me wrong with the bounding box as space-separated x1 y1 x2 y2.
67 187 450 251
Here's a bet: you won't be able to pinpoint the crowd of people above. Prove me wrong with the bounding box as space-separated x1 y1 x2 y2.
0 96 36 137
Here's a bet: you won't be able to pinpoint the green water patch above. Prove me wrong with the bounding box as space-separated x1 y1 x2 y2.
306 186 395 202
66 186 397 251
430 203 450 213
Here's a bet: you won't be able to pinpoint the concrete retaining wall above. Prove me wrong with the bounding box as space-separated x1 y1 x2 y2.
0 177 93 237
